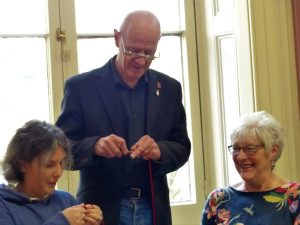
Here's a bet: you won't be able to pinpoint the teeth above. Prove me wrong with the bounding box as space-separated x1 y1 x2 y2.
240 164 251 169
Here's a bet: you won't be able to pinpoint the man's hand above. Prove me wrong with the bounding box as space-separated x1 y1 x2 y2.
130 135 161 160
94 134 130 158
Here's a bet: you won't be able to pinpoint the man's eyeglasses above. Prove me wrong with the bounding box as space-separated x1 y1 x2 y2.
228 144 264 156
120 37 160 61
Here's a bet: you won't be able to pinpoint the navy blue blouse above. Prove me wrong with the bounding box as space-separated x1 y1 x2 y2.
202 182 300 225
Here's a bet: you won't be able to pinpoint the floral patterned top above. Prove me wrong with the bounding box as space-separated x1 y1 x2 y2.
201 182 300 225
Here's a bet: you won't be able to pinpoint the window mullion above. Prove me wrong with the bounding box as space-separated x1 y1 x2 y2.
47 0 64 122
48 0 79 193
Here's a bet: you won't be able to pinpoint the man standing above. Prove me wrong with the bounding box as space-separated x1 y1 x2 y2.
56 10 191 225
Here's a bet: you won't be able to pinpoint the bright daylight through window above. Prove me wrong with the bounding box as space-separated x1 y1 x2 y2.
0 0 49 183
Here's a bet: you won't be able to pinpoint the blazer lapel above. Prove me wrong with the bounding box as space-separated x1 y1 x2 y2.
147 72 160 133
95 73 125 135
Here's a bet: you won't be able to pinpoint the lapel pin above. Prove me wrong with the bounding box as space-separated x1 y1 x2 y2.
156 82 161 96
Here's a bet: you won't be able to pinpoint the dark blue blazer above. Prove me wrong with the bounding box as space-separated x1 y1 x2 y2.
56 57 191 225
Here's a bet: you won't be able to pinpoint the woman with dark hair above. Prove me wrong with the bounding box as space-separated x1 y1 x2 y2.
0 120 103 225
201 111 300 225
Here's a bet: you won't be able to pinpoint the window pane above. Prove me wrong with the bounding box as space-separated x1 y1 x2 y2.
0 38 50 183
0 0 47 34
78 36 183 83
217 36 242 184
78 38 117 73
151 36 183 84
75 0 182 34
0 0 49 184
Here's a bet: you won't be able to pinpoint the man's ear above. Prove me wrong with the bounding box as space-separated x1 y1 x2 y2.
114 29 121 47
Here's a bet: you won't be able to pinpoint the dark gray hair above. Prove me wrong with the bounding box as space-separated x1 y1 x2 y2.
230 111 284 162
1 120 72 184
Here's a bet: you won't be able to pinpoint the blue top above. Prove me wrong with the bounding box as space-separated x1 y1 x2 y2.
0 183 78 225
201 182 300 225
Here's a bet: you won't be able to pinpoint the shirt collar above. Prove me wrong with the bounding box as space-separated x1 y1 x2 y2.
110 56 149 88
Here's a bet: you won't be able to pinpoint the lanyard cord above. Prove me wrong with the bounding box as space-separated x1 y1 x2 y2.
148 159 157 225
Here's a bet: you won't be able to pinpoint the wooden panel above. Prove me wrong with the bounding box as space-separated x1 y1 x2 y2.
292 0 300 108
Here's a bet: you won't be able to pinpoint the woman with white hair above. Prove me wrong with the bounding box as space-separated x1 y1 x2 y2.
201 111 300 224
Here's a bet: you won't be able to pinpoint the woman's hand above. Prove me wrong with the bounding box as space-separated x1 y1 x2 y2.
83 204 103 225
62 204 87 225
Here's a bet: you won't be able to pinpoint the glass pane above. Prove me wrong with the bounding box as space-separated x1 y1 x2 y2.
0 38 50 183
75 0 181 34
218 0 234 14
169 163 192 204
218 36 242 184
151 36 183 84
77 38 117 73
78 36 183 83
0 0 47 34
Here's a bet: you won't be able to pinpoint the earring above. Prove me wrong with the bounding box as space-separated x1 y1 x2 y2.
271 160 276 168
